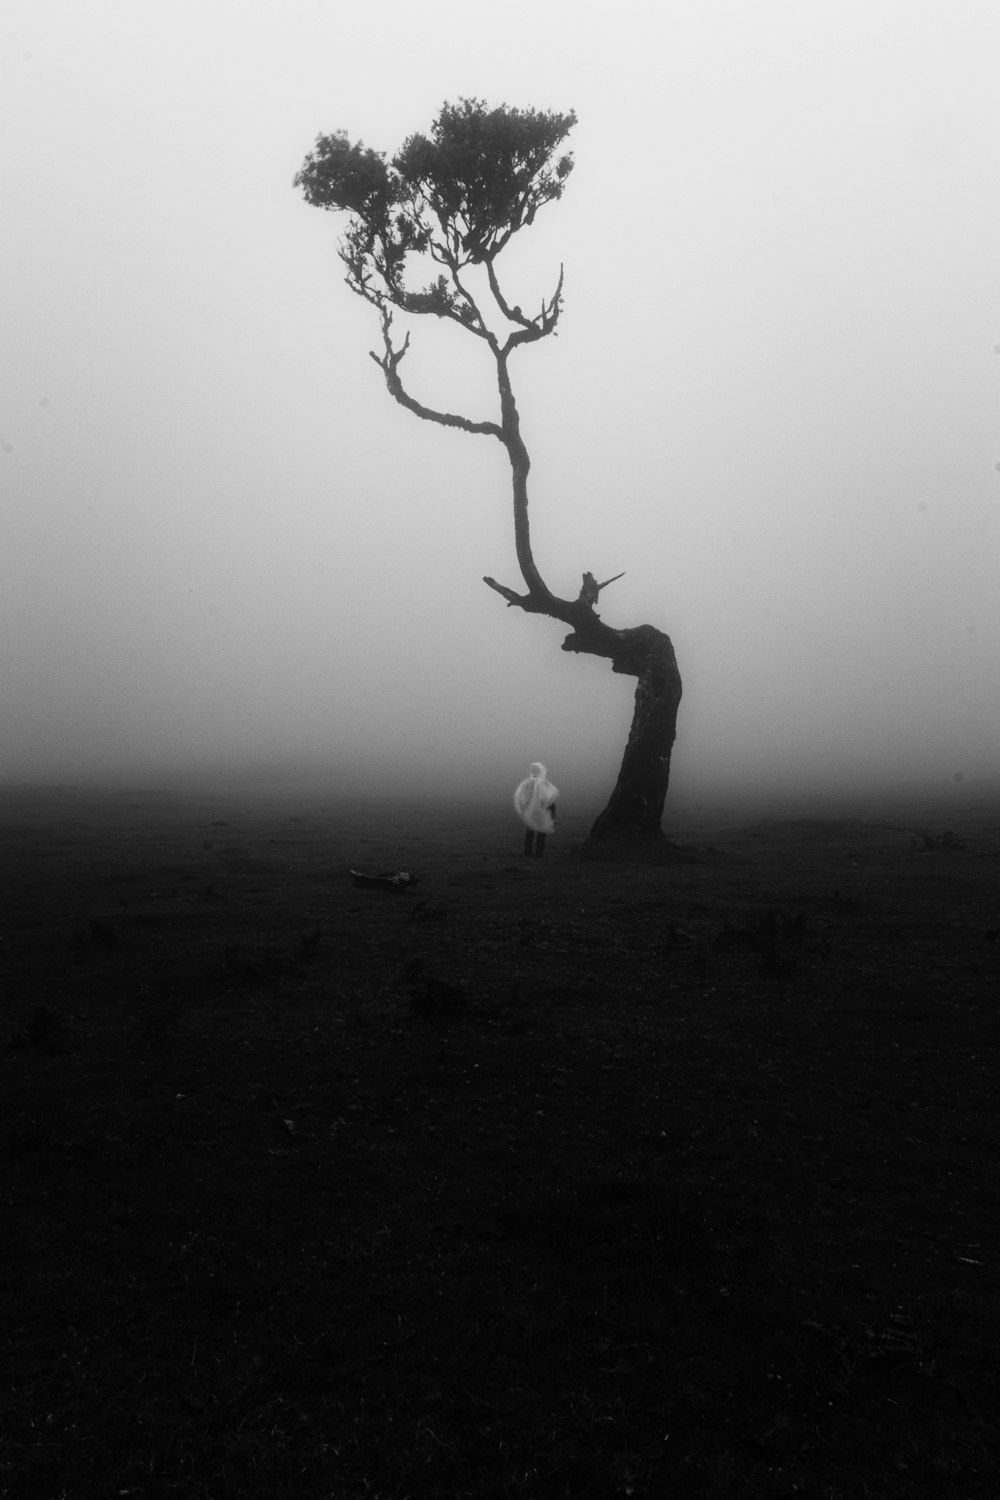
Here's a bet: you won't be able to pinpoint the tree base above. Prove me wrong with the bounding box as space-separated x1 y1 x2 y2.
587 810 667 843
579 833 701 864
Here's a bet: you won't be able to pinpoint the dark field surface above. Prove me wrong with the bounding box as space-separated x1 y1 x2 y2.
3 784 999 1499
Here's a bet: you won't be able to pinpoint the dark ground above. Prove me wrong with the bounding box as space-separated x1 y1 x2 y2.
2 783 999 1499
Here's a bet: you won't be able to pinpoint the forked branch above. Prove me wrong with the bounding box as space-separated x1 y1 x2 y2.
369 310 503 440
578 570 625 606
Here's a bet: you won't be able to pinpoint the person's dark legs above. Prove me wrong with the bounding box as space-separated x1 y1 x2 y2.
523 829 535 857
534 833 546 858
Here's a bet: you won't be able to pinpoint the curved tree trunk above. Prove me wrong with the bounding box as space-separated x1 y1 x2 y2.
484 347 683 843
559 621 682 844
585 626 682 841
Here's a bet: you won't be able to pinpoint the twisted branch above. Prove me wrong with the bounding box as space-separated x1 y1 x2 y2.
369 310 503 439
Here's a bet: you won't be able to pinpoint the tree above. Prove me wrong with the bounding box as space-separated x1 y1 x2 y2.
294 99 682 844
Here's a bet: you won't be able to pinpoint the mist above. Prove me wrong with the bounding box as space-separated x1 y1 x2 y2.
4 1 999 811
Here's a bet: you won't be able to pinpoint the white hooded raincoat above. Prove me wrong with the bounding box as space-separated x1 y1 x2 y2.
513 763 559 834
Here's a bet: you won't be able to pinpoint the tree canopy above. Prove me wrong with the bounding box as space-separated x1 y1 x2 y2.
294 98 576 333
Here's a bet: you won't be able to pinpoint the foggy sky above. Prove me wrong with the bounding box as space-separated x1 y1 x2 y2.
3 0 999 805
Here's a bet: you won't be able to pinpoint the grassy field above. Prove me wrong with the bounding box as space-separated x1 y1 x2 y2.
3 783 999 1498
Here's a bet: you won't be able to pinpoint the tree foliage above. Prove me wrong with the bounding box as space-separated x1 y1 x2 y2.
294 99 576 330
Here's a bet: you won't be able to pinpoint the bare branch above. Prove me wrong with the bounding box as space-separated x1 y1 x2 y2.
578 570 626 605
484 574 637 675
484 259 535 331
483 575 568 613
482 576 534 608
369 311 503 438
450 266 496 344
503 265 565 353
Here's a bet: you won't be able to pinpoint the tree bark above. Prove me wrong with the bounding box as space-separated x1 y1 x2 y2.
561 622 682 844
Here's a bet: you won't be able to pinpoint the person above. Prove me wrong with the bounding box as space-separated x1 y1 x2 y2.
513 762 559 857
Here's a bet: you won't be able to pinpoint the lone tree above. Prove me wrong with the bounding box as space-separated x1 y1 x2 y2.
295 99 682 843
